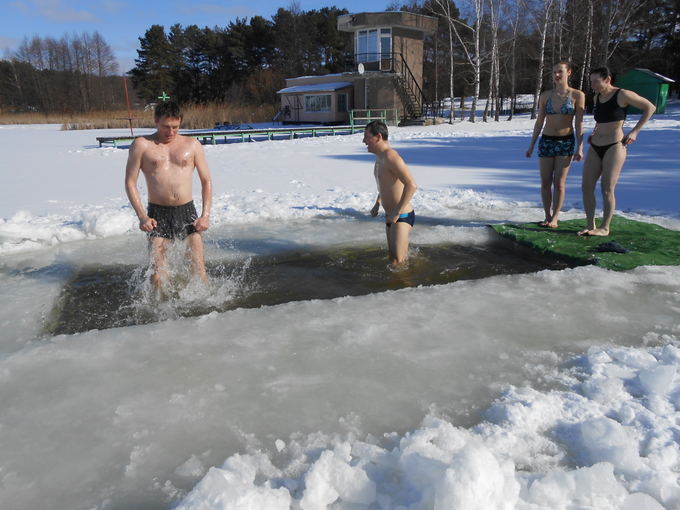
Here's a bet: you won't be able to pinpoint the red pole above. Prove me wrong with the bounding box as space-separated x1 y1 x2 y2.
123 77 134 137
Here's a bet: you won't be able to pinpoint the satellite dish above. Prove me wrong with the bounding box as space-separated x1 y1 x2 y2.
358 63 365 75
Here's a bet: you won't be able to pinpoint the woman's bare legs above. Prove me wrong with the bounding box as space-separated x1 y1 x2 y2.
578 144 626 236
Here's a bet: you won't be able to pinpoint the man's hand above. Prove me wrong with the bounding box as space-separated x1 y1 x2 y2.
370 203 380 217
194 215 210 232
139 216 157 232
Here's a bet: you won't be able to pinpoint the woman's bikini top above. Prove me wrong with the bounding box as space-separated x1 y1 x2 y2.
545 92 574 115
594 89 627 123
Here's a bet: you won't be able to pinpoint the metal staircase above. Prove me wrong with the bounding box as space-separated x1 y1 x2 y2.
344 52 439 122
392 53 426 119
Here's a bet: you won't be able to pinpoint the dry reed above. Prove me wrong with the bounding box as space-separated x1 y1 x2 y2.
0 103 279 130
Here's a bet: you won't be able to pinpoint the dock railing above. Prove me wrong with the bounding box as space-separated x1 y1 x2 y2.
96 125 363 148
349 109 399 129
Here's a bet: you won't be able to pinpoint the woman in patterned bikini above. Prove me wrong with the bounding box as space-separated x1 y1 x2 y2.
526 61 585 228
577 66 655 236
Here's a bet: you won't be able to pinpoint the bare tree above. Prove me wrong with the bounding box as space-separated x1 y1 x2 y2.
575 0 594 90
10 31 122 112
482 0 505 121
469 0 484 121
530 0 554 119
492 0 505 121
507 0 523 119
446 0 484 121
602 0 647 63
433 0 458 123
91 31 119 109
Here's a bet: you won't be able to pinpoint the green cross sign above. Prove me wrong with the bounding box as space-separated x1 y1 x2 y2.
158 91 170 102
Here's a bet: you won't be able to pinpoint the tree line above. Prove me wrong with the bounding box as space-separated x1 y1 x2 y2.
406 0 678 120
0 31 126 112
129 6 351 106
0 0 677 116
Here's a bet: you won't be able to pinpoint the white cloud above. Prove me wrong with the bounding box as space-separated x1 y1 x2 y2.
10 0 100 23
101 0 126 14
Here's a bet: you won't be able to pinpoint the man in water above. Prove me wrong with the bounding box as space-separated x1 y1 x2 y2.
125 101 212 290
364 120 417 267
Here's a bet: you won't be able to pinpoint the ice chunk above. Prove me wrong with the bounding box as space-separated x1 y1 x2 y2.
175 455 206 479
176 454 291 510
434 442 519 510
300 443 376 510
637 364 676 396
570 418 643 473
621 492 665 510
526 463 627 508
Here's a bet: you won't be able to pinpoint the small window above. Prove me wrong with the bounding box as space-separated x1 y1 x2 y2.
305 94 331 112
357 30 367 63
367 29 378 62
337 93 348 113
356 28 383 62
381 33 391 57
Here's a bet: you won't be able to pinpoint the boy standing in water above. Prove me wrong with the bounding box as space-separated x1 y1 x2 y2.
364 121 418 267
125 101 213 289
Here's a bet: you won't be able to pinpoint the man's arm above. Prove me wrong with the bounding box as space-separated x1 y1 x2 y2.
370 194 380 217
192 140 212 232
124 138 156 232
385 150 417 224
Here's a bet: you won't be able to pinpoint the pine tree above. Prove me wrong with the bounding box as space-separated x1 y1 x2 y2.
130 25 177 103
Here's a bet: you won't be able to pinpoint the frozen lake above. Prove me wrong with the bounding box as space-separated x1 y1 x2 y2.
1 108 679 509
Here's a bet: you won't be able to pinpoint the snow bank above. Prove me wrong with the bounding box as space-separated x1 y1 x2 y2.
177 342 680 510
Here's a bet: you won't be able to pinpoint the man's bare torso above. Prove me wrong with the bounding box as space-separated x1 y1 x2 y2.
374 149 410 214
138 134 197 206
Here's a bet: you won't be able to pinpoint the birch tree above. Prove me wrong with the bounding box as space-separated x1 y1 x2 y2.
601 0 646 64
530 0 554 119
432 0 459 122
468 0 483 121
578 0 593 90
507 0 522 120
445 0 484 121
482 0 505 121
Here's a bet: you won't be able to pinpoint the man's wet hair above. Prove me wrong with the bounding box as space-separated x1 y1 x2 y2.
555 60 573 72
590 66 613 81
365 120 389 141
154 101 182 121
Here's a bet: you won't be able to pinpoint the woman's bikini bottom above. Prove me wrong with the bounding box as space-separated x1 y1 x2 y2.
590 140 623 159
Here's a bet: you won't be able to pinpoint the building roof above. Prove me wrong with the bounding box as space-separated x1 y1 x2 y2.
288 73 344 81
277 81 354 94
622 68 675 83
338 11 437 35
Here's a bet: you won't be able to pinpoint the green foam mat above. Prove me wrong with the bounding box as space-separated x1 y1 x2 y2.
491 215 680 271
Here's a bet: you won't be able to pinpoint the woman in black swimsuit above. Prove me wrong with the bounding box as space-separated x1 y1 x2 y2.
578 67 655 236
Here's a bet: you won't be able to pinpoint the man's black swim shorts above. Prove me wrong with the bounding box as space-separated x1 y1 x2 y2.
147 201 198 240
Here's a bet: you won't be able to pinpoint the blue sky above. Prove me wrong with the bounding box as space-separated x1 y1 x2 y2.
1 0 391 72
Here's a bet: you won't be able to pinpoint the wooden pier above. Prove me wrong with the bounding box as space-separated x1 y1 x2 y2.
96 125 362 148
